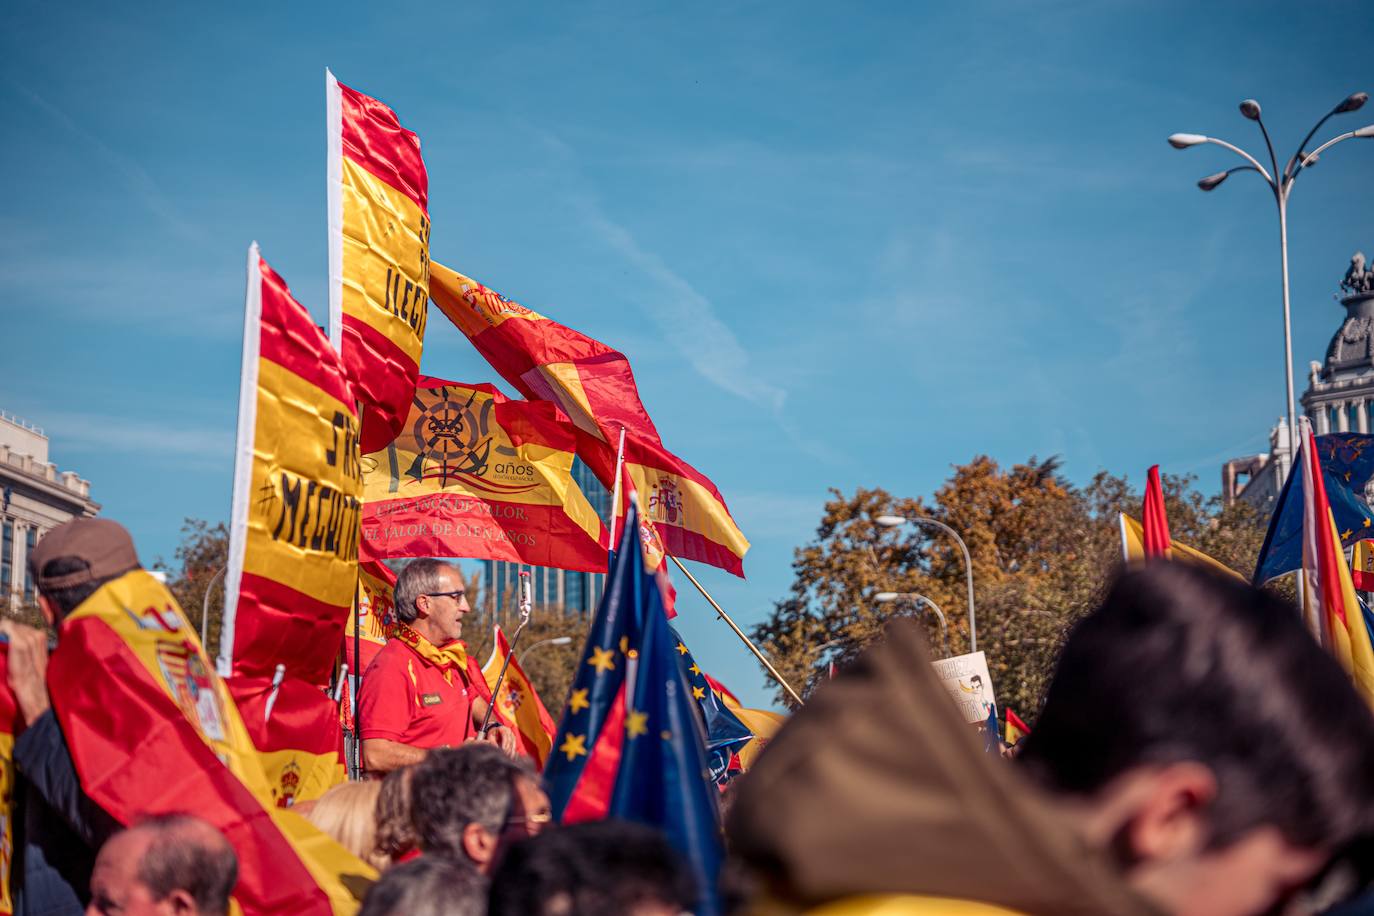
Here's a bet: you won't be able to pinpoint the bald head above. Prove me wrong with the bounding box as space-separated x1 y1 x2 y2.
87 815 238 916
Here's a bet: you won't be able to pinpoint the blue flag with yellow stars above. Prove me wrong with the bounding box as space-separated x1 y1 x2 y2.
1254 433 1374 584
545 498 724 914
669 625 753 783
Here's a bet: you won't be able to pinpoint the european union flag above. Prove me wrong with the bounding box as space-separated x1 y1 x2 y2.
1254 434 1374 584
545 499 724 915
669 625 753 783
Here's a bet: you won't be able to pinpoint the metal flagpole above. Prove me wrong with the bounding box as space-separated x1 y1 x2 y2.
480 571 532 736
666 554 805 707
609 426 627 550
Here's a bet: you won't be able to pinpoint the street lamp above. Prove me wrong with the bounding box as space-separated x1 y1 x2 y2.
1168 91 1372 464
519 635 572 666
874 591 950 657
873 514 977 652
203 565 226 649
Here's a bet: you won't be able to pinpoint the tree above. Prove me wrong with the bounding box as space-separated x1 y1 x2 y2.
157 518 230 660
751 457 1270 719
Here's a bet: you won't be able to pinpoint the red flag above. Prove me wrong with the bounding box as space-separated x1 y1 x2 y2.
227 677 345 810
1142 465 1172 559
431 264 749 576
0 643 20 915
480 627 558 767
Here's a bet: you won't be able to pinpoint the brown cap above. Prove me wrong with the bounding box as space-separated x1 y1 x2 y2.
28 518 141 592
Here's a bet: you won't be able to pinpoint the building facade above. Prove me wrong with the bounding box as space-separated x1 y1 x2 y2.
1224 250 1374 509
0 412 99 608
482 457 612 616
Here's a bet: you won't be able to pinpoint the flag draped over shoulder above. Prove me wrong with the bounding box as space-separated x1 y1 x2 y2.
481 627 557 767
1141 465 1171 558
1254 432 1374 584
430 264 749 577
545 499 724 914
221 245 362 687
327 71 430 453
1297 421 1374 705
0 641 18 915
48 570 373 915
345 560 397 675
360 377 607 572
1118 515 1241 579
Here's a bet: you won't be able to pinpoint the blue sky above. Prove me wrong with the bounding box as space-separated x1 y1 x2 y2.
2 1 1371 707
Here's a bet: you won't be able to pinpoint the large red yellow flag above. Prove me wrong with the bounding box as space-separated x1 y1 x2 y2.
481 627 557 767
430 264 750 576
1299 419 1374 705
221 245 362 687
48 570 373 914
327 71 429 453
360 377 608 572
1118 514 1242 579
229 677 346 810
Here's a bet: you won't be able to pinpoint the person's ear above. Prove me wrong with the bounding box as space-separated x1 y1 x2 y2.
413 594 429 620
1123 761 1217 865
162 888 198 915
37 594 58 629
462 822 498 870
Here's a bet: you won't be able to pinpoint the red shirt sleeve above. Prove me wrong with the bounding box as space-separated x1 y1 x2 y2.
357 647 415 742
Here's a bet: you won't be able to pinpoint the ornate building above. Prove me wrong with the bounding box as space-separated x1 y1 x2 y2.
1224 250 1374 508
0 411 99 608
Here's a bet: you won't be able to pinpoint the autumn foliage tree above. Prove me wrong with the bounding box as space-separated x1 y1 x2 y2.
751 456 1269 719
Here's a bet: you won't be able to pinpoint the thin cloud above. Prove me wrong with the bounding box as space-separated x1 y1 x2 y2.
38 411 233 461
7 81 209 246
576 199 788 414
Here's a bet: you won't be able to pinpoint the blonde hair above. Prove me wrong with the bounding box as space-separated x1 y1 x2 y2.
306 780 383 868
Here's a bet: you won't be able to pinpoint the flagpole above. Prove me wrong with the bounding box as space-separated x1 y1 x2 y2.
666 554 805 707
609 426 627 549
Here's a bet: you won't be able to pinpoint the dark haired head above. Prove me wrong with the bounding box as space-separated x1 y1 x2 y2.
38 556 126 618
410 743 535 862
359 857 486 916
1018 562 1374 850
488 819 698 916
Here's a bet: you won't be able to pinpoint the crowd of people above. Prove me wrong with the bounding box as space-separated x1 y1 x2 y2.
2 517 1373 915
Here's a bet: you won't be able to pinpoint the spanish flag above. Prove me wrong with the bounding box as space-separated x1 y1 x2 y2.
49 569 373 914
326 71 429 453
430 264 750 577
345 560 397 675
360 377 608 572
229 677 346 810
1004 708 1031 747
221 245 362 688
1298 419 1374 705
1141 465 1171 558
1118 514 1242 579
1352 539 1374 592
481 626 557 767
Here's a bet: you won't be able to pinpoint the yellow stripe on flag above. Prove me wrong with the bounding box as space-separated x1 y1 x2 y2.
1118 514 1241 579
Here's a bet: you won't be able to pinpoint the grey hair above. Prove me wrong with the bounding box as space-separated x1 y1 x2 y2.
393 559 457 624
412 744 536 860
131 814 238 916
359 856 487 916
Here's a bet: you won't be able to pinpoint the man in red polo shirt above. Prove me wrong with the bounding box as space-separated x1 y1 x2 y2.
358 558 518 772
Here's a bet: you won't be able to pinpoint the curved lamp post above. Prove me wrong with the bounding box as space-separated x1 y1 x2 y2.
1168 91 1372 464
202 565 226 649
874 514 976 653
874 591 950 658
519 635 573 666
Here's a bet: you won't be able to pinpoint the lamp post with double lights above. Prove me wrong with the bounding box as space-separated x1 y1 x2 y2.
874 514 977 653
874 591 950 658
1168 91 1372 464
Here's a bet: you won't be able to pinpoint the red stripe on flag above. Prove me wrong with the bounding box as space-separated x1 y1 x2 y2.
1142 465 1172 559
231 573 352 686
561 687 627 825
337 81 428 212
1306 430 1352 628
342 314 421 454
258 260 354 408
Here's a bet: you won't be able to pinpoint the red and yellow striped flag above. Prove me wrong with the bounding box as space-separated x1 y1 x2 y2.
481 627 557 767
49 570 373 914
360 378 608 572
221 246 362 688
1299 420 1374 706
228 677 346 810
344 560 397 675
0 643 18 915
430 264 750 576
327 71 429 453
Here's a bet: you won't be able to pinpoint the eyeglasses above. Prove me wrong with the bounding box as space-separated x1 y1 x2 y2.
502 811 553 832
423 590 466 602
